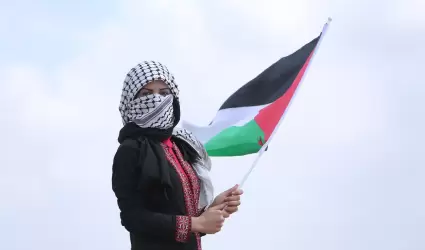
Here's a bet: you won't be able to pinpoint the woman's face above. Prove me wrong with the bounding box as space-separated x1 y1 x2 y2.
136 80 171 98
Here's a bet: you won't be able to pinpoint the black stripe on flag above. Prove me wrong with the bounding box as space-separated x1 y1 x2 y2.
219 35 320 110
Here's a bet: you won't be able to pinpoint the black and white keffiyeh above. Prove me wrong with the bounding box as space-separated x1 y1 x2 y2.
119 61 179 129
173 127 214 209
119 61 214 208
128 94 175 129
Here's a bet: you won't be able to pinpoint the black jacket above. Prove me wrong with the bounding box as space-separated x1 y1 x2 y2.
112 123 203 250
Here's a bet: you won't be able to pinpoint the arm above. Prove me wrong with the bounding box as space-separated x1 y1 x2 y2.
112 144 196 242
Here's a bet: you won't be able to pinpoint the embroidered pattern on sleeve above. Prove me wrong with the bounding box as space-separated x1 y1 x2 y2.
175 215 191 242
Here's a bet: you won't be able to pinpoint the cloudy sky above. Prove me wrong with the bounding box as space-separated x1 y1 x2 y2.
1 0 424 249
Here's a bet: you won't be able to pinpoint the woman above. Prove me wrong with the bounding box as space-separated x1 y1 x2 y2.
112 61 243 250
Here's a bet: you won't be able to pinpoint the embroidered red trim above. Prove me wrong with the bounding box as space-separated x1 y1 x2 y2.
175 215 191 242
162 142 202 249
172 143 201 212
172 143 203 250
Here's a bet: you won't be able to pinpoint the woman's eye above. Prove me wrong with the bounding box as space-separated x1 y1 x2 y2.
160 91 171 96
139 91 150 96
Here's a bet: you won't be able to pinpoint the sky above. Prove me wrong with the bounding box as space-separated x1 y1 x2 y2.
1 0 424 249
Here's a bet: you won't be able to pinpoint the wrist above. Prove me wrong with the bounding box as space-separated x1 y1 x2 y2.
210 198 218 208
191 216 204 233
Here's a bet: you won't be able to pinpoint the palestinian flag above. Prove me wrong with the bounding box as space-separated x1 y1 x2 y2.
183 35 322 157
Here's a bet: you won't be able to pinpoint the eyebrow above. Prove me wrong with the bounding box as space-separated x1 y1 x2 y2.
141 87 170 91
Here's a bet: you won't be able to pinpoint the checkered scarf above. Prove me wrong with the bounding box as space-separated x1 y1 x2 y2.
119 61 179 129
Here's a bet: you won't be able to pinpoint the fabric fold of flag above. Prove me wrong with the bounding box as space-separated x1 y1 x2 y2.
183 35 321 157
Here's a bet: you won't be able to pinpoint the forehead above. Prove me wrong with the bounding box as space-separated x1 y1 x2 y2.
143 80 168 89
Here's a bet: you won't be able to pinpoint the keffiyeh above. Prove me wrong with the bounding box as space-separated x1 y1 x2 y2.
119 61 179 129
128 94 175 129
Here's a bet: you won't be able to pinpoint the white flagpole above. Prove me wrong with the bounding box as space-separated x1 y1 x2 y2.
238 18 333 188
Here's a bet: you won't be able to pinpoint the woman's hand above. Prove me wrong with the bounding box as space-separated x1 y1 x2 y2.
211 184 244 218
223 187 243 217
192 203 226 234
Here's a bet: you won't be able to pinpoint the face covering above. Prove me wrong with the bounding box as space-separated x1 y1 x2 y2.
128 93 174 129
119 61 180 129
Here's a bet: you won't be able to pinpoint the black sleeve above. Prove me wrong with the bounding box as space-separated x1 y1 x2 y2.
112 144 192 242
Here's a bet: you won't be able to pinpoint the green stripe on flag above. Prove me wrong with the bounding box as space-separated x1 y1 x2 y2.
205 119 264 156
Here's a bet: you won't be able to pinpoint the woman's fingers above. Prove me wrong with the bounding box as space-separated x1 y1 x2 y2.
225 206 239 214
222 210 230 218
223 200 241 215
223 189 243 201
224 195 240 202
232 189 244 196
221 188 243 216
225 200 241 207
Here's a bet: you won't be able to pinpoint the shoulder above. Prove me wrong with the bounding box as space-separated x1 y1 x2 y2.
173 128 205 155
119 138 141 150
172 128 210 168
114 138 143 162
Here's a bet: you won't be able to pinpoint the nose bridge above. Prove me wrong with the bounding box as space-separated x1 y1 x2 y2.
151 87 162 94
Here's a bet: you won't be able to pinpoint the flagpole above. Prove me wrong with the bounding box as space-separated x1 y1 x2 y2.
238 17 333 188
